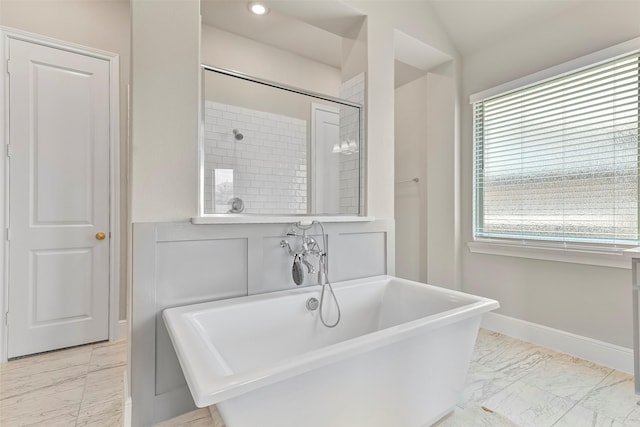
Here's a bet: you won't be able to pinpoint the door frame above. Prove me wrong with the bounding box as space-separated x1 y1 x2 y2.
0 27 121 362
310 102 340 213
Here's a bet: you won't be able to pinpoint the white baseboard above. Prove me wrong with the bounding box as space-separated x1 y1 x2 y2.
116 319 127 341
482 312 633 374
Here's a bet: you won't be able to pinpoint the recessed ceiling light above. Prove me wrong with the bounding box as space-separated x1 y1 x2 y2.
248 2 269 15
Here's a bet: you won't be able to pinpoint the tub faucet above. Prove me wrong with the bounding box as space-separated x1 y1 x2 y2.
279 233 322 259
300 255 315 274
280 222 330 288
302 235 321 256
279 221 340 327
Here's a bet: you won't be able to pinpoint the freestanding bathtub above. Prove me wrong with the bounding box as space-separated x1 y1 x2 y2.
163 275 499 427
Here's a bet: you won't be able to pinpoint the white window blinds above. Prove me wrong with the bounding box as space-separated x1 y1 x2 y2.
473 52 640 244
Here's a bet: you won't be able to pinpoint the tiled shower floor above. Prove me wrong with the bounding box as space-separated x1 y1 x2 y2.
1 331 639 426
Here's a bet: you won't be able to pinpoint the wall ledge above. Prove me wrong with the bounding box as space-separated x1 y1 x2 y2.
468 240 631 269
481 312 633 374
192 215 375 225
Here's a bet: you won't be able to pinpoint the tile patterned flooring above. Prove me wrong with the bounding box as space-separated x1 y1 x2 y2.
2 330 640 426
159 329 640 427
0 339 126 426
437 329 640 426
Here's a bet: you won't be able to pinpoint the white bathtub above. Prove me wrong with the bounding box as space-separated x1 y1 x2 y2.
163 275 499 427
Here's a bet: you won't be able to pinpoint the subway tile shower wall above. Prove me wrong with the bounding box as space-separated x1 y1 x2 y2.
203 101 308 214
339 73 365 215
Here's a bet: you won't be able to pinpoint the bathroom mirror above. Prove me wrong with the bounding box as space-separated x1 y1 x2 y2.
200 66 364 216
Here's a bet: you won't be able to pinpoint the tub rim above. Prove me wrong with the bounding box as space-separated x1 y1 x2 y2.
163 275 499 407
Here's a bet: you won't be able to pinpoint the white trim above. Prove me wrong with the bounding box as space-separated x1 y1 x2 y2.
0 26 121 362
115 319 128 341
310 102 341 214
123 371 132 427
469 36 640 103
198 66 205 217
468 240 632 269
310 102 318 213
0 27 8 364
0 26 121 63
107 44 122 345
623 247 640 259
482 312 633 374
470 39 640 265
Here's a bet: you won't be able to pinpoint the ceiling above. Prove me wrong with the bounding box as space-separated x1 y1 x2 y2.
201 0 590 71
427 0 587 57
200 0 350 68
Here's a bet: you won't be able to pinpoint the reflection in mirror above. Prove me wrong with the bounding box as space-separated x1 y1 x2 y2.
200 66 364 216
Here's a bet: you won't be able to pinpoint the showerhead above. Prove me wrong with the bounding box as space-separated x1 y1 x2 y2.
233 129 244 141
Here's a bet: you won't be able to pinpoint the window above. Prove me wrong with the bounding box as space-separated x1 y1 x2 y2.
473 51 640 246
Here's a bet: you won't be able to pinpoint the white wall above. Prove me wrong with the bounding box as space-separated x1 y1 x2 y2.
426 70 456 289
130 0 200 222
461 1 640 348
202 25 341 97
342 0 461 222
394 76 428 282
359 14 395 219
0 0 130 320
379 1 461 288
341 18 367 83
394 69 456 288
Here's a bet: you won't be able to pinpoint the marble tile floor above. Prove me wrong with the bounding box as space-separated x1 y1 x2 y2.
2 331 638 426
0 339 126 426
159 329 640 427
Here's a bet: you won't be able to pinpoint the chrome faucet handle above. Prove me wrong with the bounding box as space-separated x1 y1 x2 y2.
301 235 319 254
280 239 298 257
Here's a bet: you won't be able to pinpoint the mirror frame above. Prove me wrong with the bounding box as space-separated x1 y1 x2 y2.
198 65 365 218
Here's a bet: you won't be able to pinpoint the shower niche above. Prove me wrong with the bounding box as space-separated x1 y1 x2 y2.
200 66 364 216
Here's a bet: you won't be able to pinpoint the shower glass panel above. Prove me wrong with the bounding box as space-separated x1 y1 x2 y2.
200 66 364 216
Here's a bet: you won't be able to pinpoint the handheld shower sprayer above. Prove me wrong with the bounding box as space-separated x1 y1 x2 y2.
311 220 340 328
318 253 327 286
280 221 341 327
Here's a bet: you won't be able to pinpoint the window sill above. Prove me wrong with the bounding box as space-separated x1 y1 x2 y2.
467 239 635 269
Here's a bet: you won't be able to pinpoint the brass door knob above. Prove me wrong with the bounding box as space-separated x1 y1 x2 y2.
96 231 106 241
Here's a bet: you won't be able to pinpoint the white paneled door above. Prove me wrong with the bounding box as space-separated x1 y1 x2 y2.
7 39 111 358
